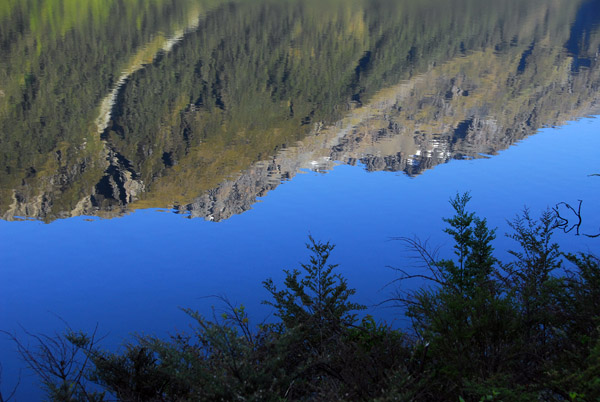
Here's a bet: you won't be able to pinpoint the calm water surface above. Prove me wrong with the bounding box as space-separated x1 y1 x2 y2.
1 0 599 399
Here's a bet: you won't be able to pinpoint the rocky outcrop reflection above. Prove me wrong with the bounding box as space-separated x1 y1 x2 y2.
3 145 144 221
175 159 285 221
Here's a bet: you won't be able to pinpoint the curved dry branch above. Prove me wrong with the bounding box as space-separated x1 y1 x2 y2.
388 236 448 283
554 200 600 238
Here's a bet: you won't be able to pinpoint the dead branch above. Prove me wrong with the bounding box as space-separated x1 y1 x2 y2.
554 200 600 238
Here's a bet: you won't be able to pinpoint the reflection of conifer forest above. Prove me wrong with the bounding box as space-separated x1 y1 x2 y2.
1 0 600 221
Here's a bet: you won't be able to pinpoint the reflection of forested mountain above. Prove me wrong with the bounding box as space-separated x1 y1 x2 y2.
1 0 599 222
0 0 208 220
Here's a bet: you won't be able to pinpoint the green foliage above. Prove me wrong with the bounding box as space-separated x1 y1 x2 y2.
397 194 599 400
437 192 498 297
263 236 365 339
549 253 600 400
262 236 402 399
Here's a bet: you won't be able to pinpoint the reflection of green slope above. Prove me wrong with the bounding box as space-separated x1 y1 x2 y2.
0 0 212 219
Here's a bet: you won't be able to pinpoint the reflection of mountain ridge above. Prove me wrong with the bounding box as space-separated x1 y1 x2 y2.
172 44 600 221
1 0 599 222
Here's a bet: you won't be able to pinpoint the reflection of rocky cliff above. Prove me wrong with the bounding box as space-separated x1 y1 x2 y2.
1 0 599 222
333 44 600 177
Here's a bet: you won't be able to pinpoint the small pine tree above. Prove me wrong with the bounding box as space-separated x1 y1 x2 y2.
403 193 518 400
438 192 497 297
262 236 365 398
263 236 365 342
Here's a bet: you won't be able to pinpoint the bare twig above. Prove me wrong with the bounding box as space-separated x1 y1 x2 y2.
554 200 600 238
388 237 448 283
